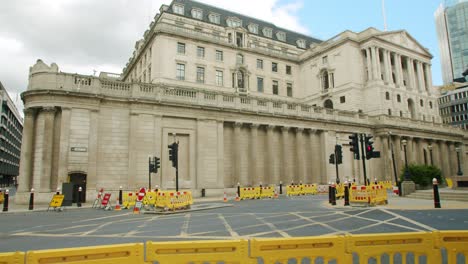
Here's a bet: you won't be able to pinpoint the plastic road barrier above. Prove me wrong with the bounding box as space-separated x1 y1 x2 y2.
0 251 25 264
155 191 193 211
122 192 136 209
301 184 318 195
335 183 344 199
349 185 388 206
286 185 303 196
239 187 257 200
143 191 157 206
259 186 274 198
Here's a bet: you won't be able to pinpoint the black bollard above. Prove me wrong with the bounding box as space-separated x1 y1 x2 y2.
344 183 350 206
56 187 60 195
77 186 82 207
433 178 441 208
119 186 123 205
328 183 332 204
28 188 34 210
374 178 378 185
397 181 402 197
3 190 9 212
237 182 240 197
331 184 336 206
259 183 262 198
279 181 283 195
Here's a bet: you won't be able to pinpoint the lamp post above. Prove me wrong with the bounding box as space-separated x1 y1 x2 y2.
456 147 463 176
402 139 411 180
428 144 433 166
388 132 400 195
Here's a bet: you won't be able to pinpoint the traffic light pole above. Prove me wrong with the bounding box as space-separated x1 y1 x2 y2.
359 134 368 185
148 157 152 190
176 158 179 192
334 147 340 184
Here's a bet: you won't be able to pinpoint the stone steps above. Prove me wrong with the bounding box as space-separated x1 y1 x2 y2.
406 190 468 202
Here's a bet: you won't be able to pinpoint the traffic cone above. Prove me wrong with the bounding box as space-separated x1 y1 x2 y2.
115 197 121 211
235 192 240 202
223 192 228 202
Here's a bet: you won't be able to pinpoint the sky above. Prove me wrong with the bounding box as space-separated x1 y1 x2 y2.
0 0 444 115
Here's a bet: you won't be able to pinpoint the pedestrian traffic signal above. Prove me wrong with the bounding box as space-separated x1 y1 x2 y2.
348 133 360 160
335 144 343 164
168 143 179 168
329 153 335 164
365 135 374 160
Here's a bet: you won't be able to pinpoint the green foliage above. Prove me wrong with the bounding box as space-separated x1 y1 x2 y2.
400 164 443 187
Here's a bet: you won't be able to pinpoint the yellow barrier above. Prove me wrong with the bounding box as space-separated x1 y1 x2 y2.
122 192 136 209
0 191 3 204
446 178 453 188
146 239 251 264
25 243 146 264
286 185 302 196
335 183 344 199
239 187 258 200
0 251 24 264
349 185 387 206
435 230 468 263
378 180 394 190
250 236 347 263
368 184 388 205
259 186 275 198
346 232 437 263
156 191 193 211
142 191 157 206
302 184 317 195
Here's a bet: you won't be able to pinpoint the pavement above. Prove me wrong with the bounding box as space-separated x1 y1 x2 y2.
1 186 468 214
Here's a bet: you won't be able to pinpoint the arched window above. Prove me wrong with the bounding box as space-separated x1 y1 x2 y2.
324 99 333 109
237 71 244 88
321 70 329 90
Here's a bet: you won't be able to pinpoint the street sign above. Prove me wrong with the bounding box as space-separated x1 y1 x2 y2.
137 188 146 201
47 194 64 211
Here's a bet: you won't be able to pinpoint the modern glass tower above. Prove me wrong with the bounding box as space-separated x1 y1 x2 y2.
435 0 468 84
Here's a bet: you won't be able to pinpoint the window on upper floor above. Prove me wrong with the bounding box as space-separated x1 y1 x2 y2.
209 13 220 24
227 17 242 27
196 67 205 83
397 94 401 103
236 71 245 88
173 4 184 15
297 39 306 49
287 83 292 97
429 101 433 109
272 80 279 95
237 54 244 65
176 63 185 80
191 8 203 20
321 70 334 91
385 92 390 100
177 42 185 54
388 109 392 115
257 59 263 69
276 31 286 42
236 32 243 47
257 77 264 92
263 27 273 38
340 96 346 103
216 50 223 61
216 70 223 86
420 99 424 107
197 46 205 58
248 24 258 34
322 56 328 64
272 62 278 72
286 65 291 75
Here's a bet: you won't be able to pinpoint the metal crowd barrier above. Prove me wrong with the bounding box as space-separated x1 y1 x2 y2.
3 231 467 263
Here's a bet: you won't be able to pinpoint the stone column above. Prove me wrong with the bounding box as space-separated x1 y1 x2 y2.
307 129 318 183
127 113 139 189
396 54 404 88
249 123 259 185
365 49 372 81
39 107 56 192
320 130 330 184
440 141 450 178
216 120 224 188
295 128 305 183
281 126 289 183
266 125 277 185
18 108 37 192
376 48 382 81
371 47 378 80
393 136 403 177
383 50 391 84
424 64 433 95
448 142 457 177
406 137 415 164
381 135 391 181
413 138 422 164
408 58 416 90
417 61 426 93
87 109 99 189
56 108 71 189
233 122 243 185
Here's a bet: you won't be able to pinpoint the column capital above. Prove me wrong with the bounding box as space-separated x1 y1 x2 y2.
42 106 56 113
23 108 38 117
296 127 304 132
234 122 243 128
307 128 317 134
251 123 260 129
281 126 289 132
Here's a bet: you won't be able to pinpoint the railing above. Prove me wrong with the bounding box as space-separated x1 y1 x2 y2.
4 231 467 263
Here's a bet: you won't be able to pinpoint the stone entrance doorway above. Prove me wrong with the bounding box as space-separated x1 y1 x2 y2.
69 172 87 203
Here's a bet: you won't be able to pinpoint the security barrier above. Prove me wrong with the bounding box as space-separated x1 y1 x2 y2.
286 185 303 196
146 239 251 264
349 185 387 206
378 180 394 190
142 191 157 206
239 187 258 200
25 243 146 264
368 184 388 205
3 231 468 263
155 191 193 211
0 251 24 264
335 183 344 199
259 186 275 198
0 191 4 204
302 184 318 195
287 184 318 196
122 192 136 209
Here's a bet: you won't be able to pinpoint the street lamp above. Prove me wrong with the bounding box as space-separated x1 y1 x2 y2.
456 146 463 176
388 132 400 196
401 139 411 181
428 144 433 166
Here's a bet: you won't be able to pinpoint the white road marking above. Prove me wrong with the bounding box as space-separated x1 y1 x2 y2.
218 214 239 238
180 214 191 237
380 208 436 231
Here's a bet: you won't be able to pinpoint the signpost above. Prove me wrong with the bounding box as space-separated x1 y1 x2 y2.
47 194 65 211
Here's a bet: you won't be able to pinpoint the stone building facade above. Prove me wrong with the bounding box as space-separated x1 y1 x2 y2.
17 0 467 203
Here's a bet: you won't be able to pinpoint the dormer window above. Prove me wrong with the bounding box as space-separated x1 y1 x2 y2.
173 4 184 15
209 13 220 24
248 24 258 34
263 27 273 38
276 31 286 42
296 39 306 49
191 8 203 20
227 17 242 28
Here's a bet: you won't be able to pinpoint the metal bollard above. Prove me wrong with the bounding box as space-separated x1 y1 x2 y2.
331 183 336 206
259 182 262 198
279 181 283 195
237 182 240 197
29 188 34 210
344 181 350 206
374 178 378 185
328 182 332 204
56 187 60 195
3 189 9 212
433 178 441 208
77 186 82 207
119 186 123 205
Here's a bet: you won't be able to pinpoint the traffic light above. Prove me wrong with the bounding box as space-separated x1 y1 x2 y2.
365 135 374 160
348 133 360 160
329 153 335 164
149 157 155 173
168 142 179 168
335 145 343 164
154 157 160 173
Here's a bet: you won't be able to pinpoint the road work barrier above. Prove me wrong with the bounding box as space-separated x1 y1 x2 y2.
349 185 388 206
378 180 394 190
155 191 193 211
122 192 136 209
4 231 467 263
286 184 318 196
239 187 259 199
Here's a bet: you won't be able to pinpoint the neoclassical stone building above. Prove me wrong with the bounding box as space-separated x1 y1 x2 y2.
17 0 467 203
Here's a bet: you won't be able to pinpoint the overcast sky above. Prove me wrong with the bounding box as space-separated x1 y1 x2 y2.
0 0 443 117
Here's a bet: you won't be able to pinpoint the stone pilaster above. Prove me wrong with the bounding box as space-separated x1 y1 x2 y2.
18 108 37 192
266 125 277 185
281 126 289 183
406 137 415 164
87 109 99 189
383 50 391 84
371 47 378 80
417 62 426 93
396 54 404 88
56 108 71 189
233 122 243 185
408 58 416 90
40 107 56 192
127 112 139 189
295 128 305 183
440 141 450 178
216 120 224 188
424 64 433 95
249 123 259 185
365 49 372 81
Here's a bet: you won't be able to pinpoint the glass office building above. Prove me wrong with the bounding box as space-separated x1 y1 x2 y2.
435 0 468 84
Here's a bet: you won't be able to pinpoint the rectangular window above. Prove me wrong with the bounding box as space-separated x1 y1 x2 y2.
340 96 346 103
148 65 151 83
272 80 278 95
272 62 278 72
196 67 205 83
176 63 185 80
216 70 223 86
257 59 263 69
322 56 328 64
237 54 244 64
177 42 185 54
216 50 223 61
173 4 184 15
257 77 264 92
209 13 220 24
287 83 292 97
286 65 291 75
197 46 205 58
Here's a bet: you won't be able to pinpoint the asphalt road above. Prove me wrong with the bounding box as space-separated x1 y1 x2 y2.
1 195 468 252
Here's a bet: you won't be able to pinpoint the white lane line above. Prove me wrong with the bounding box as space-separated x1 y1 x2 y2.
218 213 239 238
380 208 436 231
254 213 291 238
79 222 113 236
290 213 342 233
71 213 132 223
180 214 191 237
